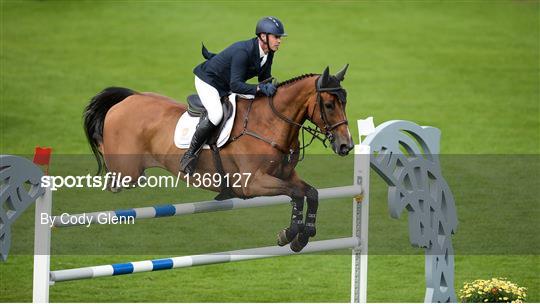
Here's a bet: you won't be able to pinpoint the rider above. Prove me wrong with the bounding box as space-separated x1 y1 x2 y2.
180 16 287 174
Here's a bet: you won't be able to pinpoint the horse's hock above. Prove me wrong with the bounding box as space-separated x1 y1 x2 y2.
0 118 457 303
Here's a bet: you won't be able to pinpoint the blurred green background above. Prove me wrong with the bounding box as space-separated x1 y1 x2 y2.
1 0 538 302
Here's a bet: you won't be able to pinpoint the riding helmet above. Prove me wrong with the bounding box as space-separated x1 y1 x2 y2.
255 16 287 37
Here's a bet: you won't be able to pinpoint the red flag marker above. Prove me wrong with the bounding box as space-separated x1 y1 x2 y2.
33 147 52 175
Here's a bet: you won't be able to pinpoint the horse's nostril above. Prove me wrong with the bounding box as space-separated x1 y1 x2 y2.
339 144 350 155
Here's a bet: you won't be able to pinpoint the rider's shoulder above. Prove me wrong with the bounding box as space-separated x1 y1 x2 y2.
226 37 257 51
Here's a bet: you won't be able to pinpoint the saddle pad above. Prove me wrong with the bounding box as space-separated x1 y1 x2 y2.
174 94 237 149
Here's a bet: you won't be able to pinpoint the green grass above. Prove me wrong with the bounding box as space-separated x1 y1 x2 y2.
1 0 539 302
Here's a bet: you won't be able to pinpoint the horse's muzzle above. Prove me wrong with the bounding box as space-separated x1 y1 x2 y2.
333 141 354 156
340 143 354 156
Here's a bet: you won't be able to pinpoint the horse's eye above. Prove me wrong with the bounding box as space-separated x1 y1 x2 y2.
324 102 334 110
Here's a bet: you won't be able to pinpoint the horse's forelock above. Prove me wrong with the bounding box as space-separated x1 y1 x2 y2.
324 75 341 89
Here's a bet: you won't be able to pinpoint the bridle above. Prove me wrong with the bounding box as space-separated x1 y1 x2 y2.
266 76 349 159
311 77 349 142
230 76 349 161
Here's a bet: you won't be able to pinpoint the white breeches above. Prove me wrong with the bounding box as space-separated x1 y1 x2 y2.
194 76 223 125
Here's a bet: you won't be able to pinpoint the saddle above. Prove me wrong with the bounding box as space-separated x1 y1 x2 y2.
186 94 233 143
185 93 235 200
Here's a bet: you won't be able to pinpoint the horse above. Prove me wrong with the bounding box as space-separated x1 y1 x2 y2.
83 65 354 252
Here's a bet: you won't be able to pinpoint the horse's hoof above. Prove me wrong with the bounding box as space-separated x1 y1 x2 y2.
305 225 316 237
290 233 309 252
277 228 291 246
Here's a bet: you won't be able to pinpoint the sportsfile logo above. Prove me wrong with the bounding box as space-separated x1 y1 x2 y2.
40 172 251 191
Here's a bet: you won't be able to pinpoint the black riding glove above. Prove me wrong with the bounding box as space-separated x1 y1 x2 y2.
258 83 277 97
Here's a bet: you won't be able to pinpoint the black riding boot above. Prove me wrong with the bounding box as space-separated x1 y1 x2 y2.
180 115 216 175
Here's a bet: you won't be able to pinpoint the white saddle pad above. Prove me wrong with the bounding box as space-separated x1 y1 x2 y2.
174 93 238 149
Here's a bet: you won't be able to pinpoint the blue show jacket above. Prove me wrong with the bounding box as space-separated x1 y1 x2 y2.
193 37 273 97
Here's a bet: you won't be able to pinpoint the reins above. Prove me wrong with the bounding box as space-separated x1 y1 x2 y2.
229 76 348 161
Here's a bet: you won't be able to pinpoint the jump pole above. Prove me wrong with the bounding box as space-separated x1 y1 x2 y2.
49 185 361 228
48 237 361 282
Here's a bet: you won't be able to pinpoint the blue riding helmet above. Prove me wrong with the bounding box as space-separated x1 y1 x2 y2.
255 16 287 37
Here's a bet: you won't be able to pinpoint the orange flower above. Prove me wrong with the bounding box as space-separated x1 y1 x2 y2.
491 287 498 294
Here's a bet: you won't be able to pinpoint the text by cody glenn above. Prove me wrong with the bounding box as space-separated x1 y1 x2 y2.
40 212 135 227
39 172 252 191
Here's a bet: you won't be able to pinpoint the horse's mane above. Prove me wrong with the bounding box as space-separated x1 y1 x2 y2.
277 73 318 88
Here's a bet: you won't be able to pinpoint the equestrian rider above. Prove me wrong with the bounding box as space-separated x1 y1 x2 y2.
180 16 287 174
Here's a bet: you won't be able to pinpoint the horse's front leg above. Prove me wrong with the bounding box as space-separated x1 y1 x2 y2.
242 171 307 250
271 172 319 252
290 183 318 252
277 196 305 247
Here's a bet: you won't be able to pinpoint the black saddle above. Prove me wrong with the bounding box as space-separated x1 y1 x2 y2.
186 94 234 145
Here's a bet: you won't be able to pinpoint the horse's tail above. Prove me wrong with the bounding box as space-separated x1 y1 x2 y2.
83 87 137 175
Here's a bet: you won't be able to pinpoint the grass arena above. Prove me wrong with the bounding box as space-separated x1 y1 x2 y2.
1 1 538 302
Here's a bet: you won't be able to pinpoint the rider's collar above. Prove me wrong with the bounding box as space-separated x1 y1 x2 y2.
258 41 268 57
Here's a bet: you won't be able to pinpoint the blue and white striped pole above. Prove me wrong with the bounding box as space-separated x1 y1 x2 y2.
50 237 361 283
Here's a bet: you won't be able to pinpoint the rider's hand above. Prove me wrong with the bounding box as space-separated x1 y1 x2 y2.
258 83 277 97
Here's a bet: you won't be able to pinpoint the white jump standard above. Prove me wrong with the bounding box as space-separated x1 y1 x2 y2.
0 118 458 303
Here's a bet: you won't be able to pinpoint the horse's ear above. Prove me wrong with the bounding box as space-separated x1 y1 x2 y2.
320 66 330 87
335 64 349 82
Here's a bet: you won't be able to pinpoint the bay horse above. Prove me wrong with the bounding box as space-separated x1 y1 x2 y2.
83 65 354 252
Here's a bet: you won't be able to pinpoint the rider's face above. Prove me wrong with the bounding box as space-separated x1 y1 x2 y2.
261 34 282 52
267 34 282 52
